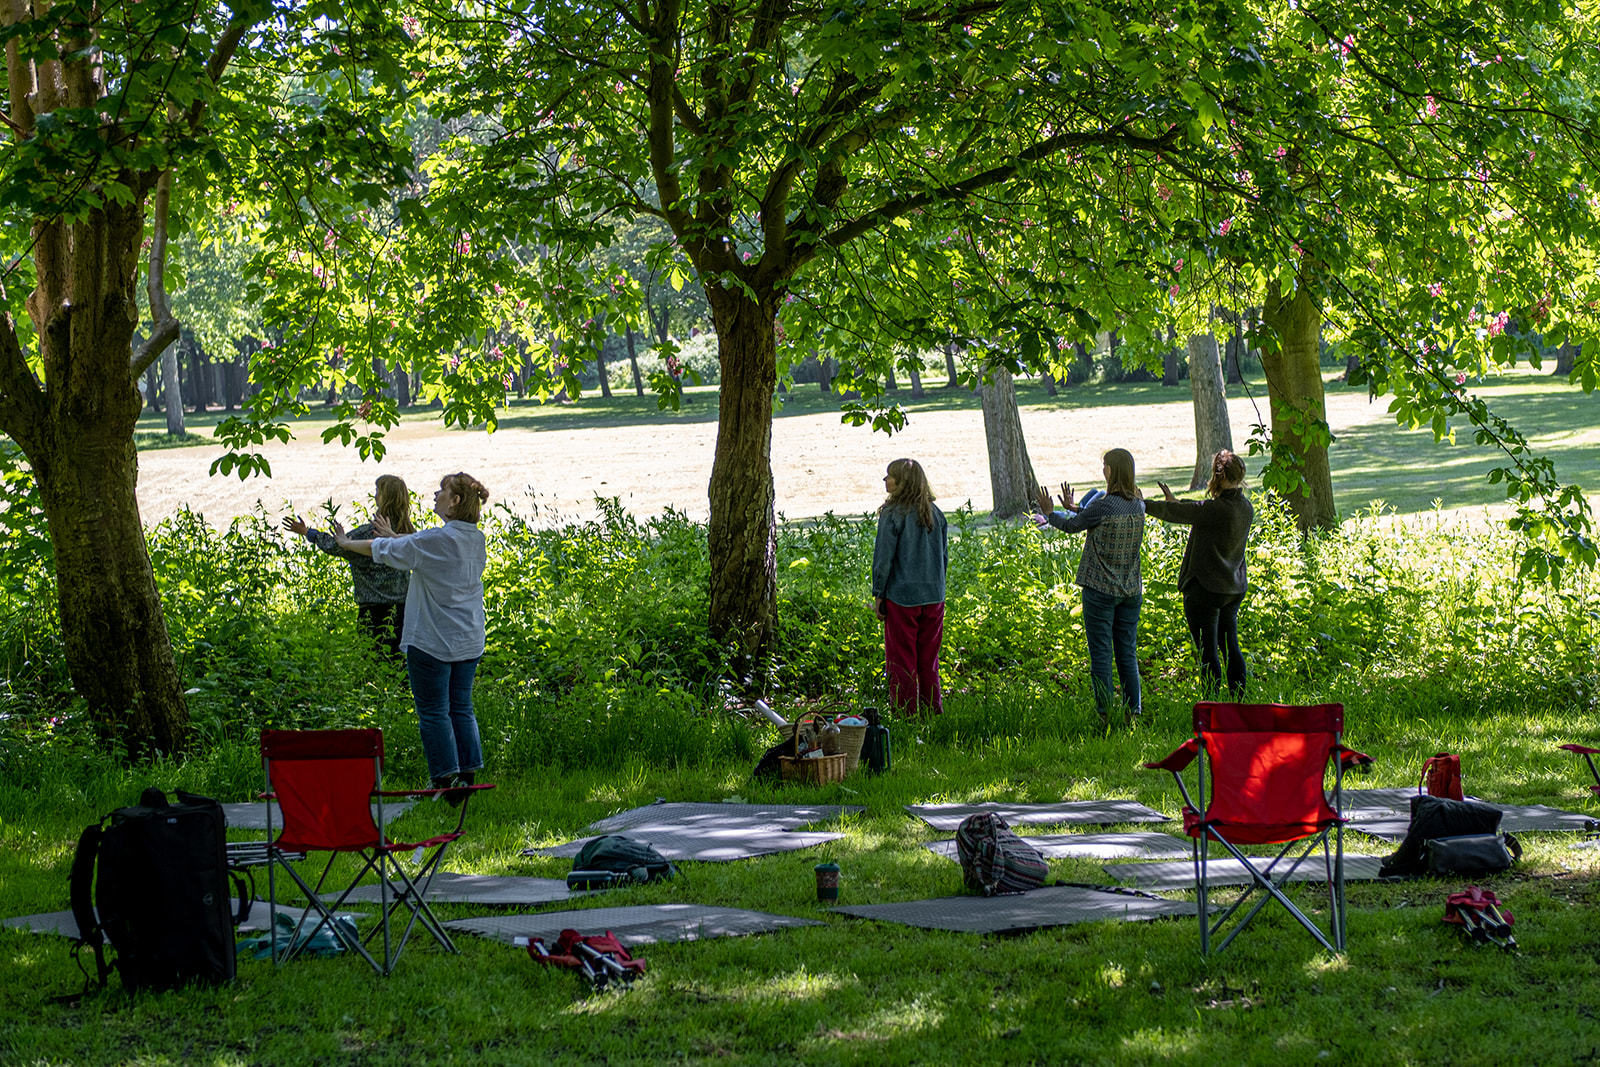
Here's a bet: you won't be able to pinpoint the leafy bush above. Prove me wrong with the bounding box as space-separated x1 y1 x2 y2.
0 487 1596 780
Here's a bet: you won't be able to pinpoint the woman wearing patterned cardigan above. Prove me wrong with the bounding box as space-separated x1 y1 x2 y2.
1036 448 1146 726
283 474 414 657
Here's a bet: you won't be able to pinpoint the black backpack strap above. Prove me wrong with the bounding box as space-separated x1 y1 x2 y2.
68 822 110 987
227 868 254 927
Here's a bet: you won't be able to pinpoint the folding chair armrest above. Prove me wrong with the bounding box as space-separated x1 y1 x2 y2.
1143 738 1199 773
1337 747 1373 773
1560 743 1600 756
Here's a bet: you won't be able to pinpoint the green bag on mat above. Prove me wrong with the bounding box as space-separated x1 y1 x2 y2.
237 912 359 960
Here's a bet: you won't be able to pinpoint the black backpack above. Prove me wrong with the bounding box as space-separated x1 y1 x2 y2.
570 835 677 883
69 788 250 991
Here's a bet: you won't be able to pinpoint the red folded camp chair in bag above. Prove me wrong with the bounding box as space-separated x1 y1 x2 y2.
260 729 493 975
1144 702 1372 955
525 929 646 992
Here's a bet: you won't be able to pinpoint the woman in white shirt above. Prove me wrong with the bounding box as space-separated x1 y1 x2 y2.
336 472 489 789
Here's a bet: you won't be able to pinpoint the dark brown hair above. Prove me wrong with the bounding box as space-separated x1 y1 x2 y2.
880 458 937 530
1103 448 1138 500
441 472 490 524
1207 449 1247 498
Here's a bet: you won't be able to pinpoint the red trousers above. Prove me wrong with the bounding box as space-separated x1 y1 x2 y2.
883 599 944 715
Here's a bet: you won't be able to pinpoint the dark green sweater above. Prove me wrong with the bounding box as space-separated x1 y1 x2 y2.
1144 489 1253 595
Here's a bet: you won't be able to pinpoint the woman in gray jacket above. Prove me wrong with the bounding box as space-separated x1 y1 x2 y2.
871 458 949 715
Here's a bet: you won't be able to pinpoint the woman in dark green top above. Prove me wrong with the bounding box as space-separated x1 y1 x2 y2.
1146 450 1253 697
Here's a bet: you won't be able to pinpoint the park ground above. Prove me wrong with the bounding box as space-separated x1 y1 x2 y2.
133 370 1599 529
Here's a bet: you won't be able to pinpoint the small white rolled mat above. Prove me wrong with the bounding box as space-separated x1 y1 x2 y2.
342 873 574 906
923 831 1193 862
444 904 823 946
1103 854 1388 889
906 800 1168 831
832 885 1196 934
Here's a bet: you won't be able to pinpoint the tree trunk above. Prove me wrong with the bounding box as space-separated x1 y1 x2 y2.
143 362 159 413
32 432 189 754
1554 343 1578 376
1224 321 1245 385
161 339 185 436
977 365 1039 519
885 362 897 392
706 287 779 665
396 360 412 407
1 197 190 754
1162 344 1181 386
186 335 210 412
818 354 834 393
1075 341 1093 382
1261 280 1337 530
1186 332 1232 490
595 345 612 398
907 359 924 399
626 326 645 396
943 341 960 387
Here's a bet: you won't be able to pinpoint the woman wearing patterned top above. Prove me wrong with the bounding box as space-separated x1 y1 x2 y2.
1035 448 1146 725
283 474 414 658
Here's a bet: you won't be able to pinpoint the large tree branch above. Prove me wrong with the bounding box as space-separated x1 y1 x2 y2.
644 0 693 236
802 123 1184 271
3 0 37 139
0 303 46 446
186 16 251 129
132 170 179 377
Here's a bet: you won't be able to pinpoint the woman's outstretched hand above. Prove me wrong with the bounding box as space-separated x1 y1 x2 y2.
329 520 348 547
1034 485 1053 515
282 515 308 537
372 515 395 538
1058 482 1076 511
1156 480 1177 502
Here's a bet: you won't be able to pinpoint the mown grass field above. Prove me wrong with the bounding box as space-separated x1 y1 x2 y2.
1 373 1597 1064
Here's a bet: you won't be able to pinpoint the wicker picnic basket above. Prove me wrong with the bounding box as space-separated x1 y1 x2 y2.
779 714 848 785
822 719 869 774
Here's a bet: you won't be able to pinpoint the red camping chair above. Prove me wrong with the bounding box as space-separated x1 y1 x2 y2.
260 729 493 975
1144 703 1372 954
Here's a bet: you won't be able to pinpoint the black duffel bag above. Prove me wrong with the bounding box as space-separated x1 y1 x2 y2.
1379 794 1515 879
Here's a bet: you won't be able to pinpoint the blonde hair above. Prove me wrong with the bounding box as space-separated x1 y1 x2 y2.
1207 449 1247 498
375 474 415 535
441 472 490 524
1103 448 1138 500
880 458 936 530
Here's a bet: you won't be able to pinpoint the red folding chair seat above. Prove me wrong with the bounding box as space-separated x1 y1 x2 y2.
1144 702 1372 954
261 728 493 975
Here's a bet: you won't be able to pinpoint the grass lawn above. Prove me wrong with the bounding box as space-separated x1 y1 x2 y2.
3 684 1598 1065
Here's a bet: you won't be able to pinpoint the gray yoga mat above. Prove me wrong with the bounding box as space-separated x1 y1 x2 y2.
343 873 573 906
906 800 1169 831
526 829 845 862
1103 854 1388 889
832 885 1196 935
923 832 1193 862
444 904 823 946
1347 802 1597 842
587 802 863 833
5 900 322 938
222 800 416 831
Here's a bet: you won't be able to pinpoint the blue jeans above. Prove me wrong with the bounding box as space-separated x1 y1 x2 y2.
1082 586 1141 717
406 647 483 781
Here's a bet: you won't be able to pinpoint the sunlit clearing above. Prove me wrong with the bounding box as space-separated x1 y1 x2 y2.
1304 953 1350 976
1099 962 1127 989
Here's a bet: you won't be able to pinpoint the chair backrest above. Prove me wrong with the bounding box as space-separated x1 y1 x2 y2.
1196 702 1343 842
261 729 384 852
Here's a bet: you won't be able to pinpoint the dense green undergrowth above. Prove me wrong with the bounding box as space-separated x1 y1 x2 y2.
1 497 1598 1064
